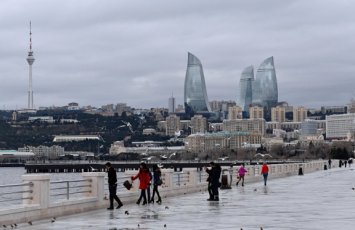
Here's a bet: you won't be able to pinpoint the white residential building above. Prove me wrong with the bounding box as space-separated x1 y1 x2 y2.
326 113 355 139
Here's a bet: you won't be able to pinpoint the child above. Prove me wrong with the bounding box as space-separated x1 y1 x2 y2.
236 163 247 186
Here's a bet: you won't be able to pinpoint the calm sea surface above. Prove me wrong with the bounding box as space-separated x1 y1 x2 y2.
0 167 83 185
0 167 90 205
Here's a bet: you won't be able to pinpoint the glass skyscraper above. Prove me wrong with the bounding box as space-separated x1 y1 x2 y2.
238 65 254 112
252 56 278 110
184 52 211 113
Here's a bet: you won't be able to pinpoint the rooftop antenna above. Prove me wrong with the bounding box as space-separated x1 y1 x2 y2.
29 21 32 51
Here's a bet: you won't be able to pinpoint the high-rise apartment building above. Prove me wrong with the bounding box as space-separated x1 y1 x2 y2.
165 114 180 136
271 106 286 122
102 104 114 112
185 132 262 152
209 100 236 112
190 115 207 134
184 52 211 113
249 106 264 119
116 103 131 116
228 106 243 120
223 119 265 136
238 65 254 112
252 56 278 116
168 95 175 114
293 106 307 122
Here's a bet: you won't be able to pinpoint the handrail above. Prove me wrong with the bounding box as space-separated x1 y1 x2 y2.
0 182 33 204
0 196 32 203
1 190 33 196
51 179 91 184
51 190 91 197
0 182 33 188
50 179 92 200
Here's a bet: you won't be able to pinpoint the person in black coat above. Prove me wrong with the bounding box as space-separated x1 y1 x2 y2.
150 164 162 204
205 162 221 201
105 162 123 210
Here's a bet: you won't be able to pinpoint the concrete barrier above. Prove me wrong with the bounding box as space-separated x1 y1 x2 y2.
0 160 331 225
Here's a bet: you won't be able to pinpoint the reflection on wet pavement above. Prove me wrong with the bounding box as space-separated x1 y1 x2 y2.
16 168 355 230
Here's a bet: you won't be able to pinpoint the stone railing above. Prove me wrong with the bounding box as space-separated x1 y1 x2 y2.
0 160 331 225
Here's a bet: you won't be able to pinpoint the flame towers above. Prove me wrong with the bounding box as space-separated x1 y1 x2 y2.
252 56 278 110
238 57 278 119
184 52 211 113
238 65 254 112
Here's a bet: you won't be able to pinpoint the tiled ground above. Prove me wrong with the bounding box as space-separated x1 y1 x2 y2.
15 167 355 230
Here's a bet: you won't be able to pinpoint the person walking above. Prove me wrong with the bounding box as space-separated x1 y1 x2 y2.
236 163 247 186
150 164 162 204
131 162 151 205
205 162 221 201
261 162 269 186
328 158 332 169
105 162 123 210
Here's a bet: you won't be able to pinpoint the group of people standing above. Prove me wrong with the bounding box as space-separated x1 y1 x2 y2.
105 162 162 210
131 162 162 205
106 160 271 209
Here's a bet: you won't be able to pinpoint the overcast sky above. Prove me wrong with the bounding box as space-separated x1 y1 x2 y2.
1 0 355 110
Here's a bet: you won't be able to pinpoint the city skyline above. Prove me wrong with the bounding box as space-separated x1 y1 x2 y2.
1 1 355 110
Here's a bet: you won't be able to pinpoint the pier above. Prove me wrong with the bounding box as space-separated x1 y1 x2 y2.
18 166 355 230
0 160 338 228
24 160 303 173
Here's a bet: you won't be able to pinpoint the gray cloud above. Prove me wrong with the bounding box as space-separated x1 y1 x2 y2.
1 0 355 110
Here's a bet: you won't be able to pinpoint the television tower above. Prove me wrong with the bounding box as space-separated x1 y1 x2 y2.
26 21 35 109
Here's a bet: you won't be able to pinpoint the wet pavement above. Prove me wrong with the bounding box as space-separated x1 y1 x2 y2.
14 167 355 230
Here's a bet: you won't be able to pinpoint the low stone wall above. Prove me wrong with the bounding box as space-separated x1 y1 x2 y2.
0 160 331 225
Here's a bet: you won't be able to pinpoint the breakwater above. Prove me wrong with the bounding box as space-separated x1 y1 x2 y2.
24 160 303 173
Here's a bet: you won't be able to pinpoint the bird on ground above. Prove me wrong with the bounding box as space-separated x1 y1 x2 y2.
165 206 169 209
2 225 6 228
124 210 129 215
254 188 257 192
10 225 13 229
51 217 56 223
137 224 140 228
164 224 166 227
13 224 17 227
260 227 263 230
28 221 32 225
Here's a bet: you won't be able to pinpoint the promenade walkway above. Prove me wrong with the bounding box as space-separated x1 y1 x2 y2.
16 167 355 230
